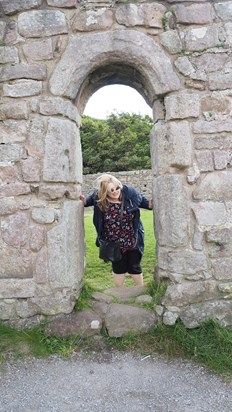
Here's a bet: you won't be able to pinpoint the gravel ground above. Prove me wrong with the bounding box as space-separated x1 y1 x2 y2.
0 351 231 412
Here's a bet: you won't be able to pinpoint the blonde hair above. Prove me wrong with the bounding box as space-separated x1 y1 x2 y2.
95 174 122 212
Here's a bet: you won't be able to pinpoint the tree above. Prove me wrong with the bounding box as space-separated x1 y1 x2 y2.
80 112 153 174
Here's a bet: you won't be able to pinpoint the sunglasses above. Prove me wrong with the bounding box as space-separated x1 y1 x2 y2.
108 186 121 193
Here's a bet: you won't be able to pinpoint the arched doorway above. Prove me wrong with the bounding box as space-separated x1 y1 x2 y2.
48 28 182 308
80 84 155 290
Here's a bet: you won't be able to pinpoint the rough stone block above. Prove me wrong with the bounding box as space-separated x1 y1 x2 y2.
180 300 232 328
151 121 192 173
34 247 48 284
174 56 195 76
214 150 232 170
26 118 46 159
0 0 42 15
183 26 219 52
186 162 200 185
193 171 232 201
162 280 218 307
208 71 232 91
225 22 232 45
192 201 227 226
47 200 84 288
0 183 31 199
218 283 232 298
22 39 54 62
105 303 157 337
0 64 47 82
115 3 165 28
31 293 76 316
0 46 19 64
18 10 68 37
0 279 34 298
43 118 82 183
174 4 212 25
31 208 55 224
0 102 28 120
39 184 80 200
163 311 179 326
73 8 113 31
3 80 42 98
21 158 41 182
0 244 32 279
0 301 16 320
201 95 231 114
1 211 30 248
165 92 200 120
212 257 232 280
47 0 77 6
39 97 81 125
158 247 208 275
159 30 182 54
30 226 46 252
0 145 22 163
44 310 102 337
195 150 214 172
195 135 232 151
0 124 26 144
0 165 20 184
206 227 232 244
1 120 29 143
192 227 203 251
193 119 232 134
215 2 232 21
225 201 232 226
153 175 189 247
0 21 7 41
15 299 38 319
0 197 17 215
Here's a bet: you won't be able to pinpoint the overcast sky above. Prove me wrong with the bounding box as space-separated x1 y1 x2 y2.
84 85 152 119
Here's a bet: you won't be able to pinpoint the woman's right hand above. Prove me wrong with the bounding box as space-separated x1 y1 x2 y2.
80 194 86 204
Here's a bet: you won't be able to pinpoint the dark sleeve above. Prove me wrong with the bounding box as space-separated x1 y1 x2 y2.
139 195 150 209
130 186 150 210
85 191 97 207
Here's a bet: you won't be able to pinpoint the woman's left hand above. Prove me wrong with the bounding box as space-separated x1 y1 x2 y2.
148 199 153 209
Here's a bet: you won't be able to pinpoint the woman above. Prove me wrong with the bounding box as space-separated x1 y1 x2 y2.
80 174 152 288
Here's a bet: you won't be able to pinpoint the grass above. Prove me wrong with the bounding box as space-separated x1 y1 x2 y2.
83 209 157 291
1 210 232 380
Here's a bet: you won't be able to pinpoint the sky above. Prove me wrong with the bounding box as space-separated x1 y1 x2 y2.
84 85 152 119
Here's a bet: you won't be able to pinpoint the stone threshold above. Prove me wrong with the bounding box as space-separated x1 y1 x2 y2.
45 286 158 338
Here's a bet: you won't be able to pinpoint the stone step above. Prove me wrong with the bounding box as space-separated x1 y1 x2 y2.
45 286 158 338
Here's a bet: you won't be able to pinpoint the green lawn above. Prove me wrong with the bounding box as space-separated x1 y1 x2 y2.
83 209 157 291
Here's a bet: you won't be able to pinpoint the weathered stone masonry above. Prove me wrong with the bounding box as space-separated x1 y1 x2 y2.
0 0 232 329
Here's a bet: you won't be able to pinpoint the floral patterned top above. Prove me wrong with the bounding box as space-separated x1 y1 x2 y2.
103 202 137 253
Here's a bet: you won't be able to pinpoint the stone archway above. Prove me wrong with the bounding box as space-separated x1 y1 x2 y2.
1 0 232 329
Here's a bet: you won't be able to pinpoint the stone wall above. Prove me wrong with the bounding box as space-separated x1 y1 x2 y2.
82 170 152 198
0 0 232 329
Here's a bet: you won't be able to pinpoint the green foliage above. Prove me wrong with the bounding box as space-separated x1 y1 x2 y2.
80 112 153 174
74 282 94 311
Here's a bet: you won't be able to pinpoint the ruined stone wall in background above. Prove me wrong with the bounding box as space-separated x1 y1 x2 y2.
0 0 232 329
82 170 152 198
